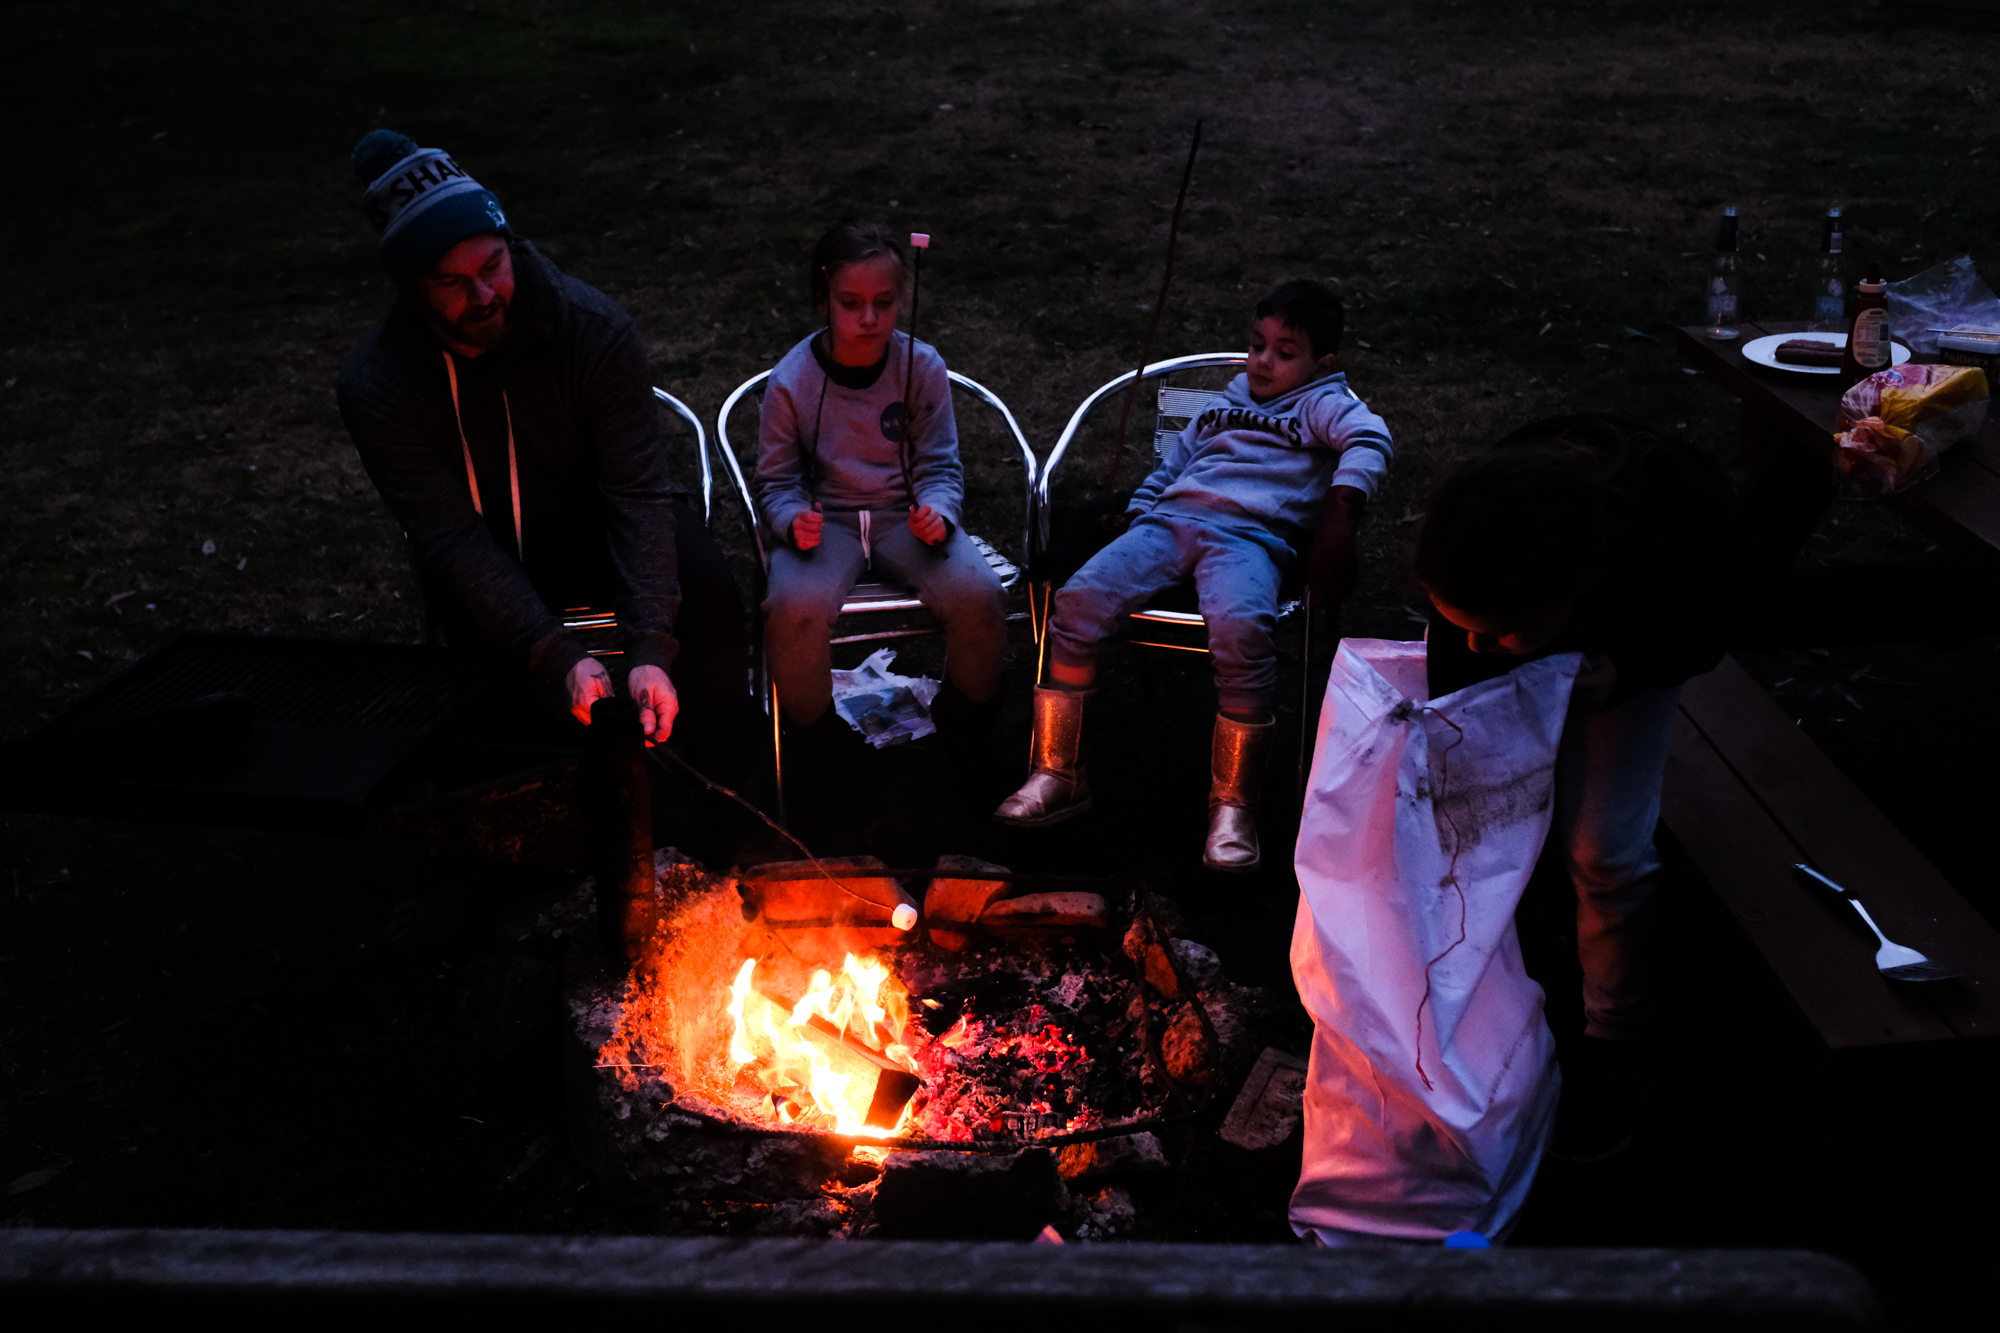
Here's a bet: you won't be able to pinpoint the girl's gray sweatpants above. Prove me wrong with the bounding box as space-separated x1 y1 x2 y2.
763 508 1007 725
1049 512 1292 713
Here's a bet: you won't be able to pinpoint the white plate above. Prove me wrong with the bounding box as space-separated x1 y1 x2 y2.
1740 331 1913 376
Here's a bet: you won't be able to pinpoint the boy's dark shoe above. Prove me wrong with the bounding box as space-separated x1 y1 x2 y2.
1549 1035 1658 1164
928 679 1006 816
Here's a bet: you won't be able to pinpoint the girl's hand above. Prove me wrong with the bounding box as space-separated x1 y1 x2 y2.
909 503 949 545
791 504 824 551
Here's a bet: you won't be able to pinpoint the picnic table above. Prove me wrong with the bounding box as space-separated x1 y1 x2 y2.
1667 321 2000 1072
1675 320 2000 583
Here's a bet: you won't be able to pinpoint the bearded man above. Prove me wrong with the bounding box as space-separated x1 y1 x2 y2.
337 130 752 786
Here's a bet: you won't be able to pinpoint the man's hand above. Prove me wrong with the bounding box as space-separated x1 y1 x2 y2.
628 664 678 744
1571 651 1618 714
566 656 615 726
791 503 824 551
908 503 949 546
1306 485 1367 607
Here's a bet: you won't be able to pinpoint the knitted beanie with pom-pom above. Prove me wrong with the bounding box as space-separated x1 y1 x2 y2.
351 129 508 285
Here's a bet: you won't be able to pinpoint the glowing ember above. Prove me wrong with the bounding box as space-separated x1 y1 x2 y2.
726 953 922 1137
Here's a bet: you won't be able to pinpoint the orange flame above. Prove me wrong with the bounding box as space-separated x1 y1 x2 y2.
726 954 919 1137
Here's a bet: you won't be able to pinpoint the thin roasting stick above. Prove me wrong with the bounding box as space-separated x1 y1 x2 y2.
646 745 876 909
1099 120 1203 495
903 231 946 558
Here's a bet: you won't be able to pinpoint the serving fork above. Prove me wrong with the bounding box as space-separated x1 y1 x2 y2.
1794 864 1959 982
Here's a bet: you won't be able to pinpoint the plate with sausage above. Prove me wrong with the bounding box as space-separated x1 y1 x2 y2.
1741 332 1913 376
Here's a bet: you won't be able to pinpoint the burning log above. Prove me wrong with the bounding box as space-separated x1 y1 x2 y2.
733 982 921 1132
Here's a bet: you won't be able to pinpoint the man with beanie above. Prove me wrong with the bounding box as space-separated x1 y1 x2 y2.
336 129 751 792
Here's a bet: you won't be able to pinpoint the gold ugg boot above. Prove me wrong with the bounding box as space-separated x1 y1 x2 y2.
1204 712 1273 873
993 686 1092 827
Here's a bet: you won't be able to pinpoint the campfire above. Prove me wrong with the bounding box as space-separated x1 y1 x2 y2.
567 851 1269 1238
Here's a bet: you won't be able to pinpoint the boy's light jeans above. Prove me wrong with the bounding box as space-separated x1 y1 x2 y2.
1555 683 1683 1041
1049 513 1293 713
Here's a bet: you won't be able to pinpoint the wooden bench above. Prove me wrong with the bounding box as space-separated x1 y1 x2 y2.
1661 655 2000 1063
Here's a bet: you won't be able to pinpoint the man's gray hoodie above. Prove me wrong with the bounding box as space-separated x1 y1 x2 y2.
337 239 686 686
1130 372 1393 548
754 330 962 541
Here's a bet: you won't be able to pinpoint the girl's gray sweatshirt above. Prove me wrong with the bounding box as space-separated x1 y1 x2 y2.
1130 372 1393 548
754 330 963 542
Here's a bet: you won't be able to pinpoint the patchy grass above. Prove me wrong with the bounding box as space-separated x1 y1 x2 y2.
3 0 1997 736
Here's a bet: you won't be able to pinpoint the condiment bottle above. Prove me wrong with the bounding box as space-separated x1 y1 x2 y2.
1838 265 1892 388
1703 206 1741 341
1807 206 1844 334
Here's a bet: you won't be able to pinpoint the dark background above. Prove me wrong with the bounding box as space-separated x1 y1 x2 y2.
4 0 1997 1323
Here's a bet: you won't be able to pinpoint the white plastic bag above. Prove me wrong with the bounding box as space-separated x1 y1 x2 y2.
1289 638 1578 1245
830 648 942 748
1886 256 2000 354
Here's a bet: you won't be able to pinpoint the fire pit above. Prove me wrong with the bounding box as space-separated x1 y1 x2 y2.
564 851 1271 1238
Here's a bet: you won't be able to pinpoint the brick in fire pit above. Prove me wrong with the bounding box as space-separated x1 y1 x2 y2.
922 855 1013 951
980 891 1111 936
740 856 919 953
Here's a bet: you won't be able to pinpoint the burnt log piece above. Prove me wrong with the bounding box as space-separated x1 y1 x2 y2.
870 1147 1067 1240
923 855 1014 951
1055 1131 1170 1183
584 697 656 962
980 892 1111 938
739 989 922 1131
740 856 920 954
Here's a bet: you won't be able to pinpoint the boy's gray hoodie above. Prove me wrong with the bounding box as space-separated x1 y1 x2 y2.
1130 372 1392 547
754 330 962 542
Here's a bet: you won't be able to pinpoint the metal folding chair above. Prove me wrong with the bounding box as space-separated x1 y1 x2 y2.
1032 353 1324 798
558 387 713 659
715 367 1038 822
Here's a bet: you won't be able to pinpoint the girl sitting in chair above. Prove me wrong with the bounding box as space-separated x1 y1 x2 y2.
753 221 1007 832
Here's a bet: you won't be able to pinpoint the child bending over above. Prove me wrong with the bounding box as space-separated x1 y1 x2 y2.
996 280 1393 872
754 222 1007 829
1415 415 1756 1161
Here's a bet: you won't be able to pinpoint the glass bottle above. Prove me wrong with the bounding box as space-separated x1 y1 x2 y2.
1808 206 1845 333
1704 206 1740 341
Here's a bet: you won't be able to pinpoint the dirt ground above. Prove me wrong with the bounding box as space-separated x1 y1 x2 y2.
4 0 1999 1323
